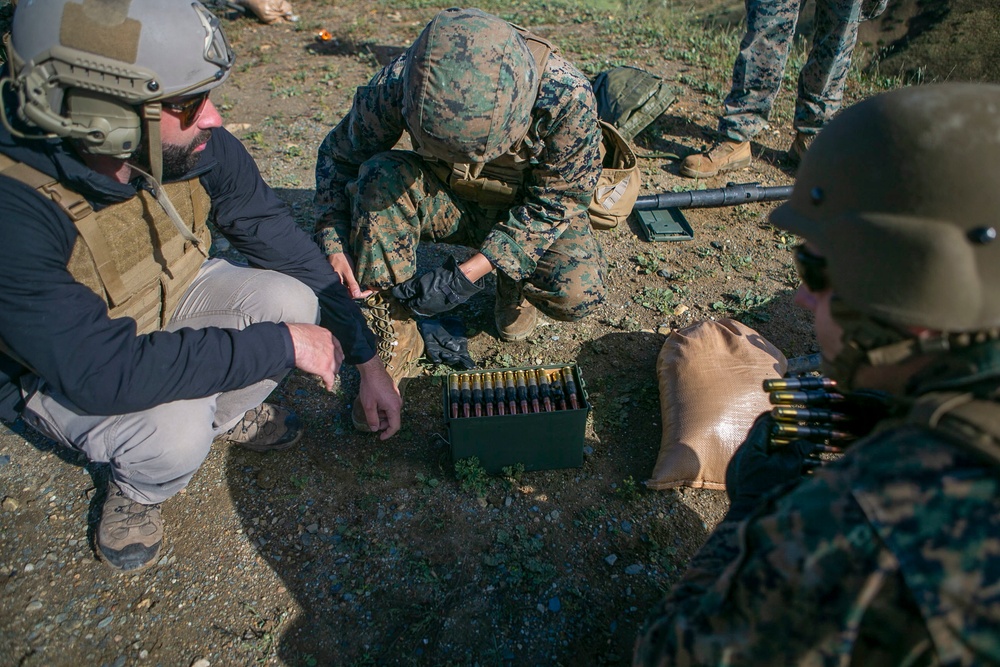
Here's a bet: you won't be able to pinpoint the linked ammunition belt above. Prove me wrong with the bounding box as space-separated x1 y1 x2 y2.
764 375 892 463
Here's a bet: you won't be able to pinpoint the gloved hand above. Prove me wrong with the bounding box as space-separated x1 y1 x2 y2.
724 412 815 522
391 256 483 317
418 317 476 370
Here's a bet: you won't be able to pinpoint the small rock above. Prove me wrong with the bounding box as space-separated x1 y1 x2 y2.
605 554 618 566
548 597 561 612
504 497 513 507
191 660 211 667
305 523 319 534
2 496 19 511
139 650 149 659
255 472 275 490
25 600 43 612
98 615 114 629
672 304 689 316
0 454 10 466
625 564 643 575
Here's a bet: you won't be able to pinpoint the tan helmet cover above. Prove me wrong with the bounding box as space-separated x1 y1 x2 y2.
771 83 1000 332
402 7 538 165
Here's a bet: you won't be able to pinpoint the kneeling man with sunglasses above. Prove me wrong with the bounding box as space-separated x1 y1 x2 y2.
0 0 401 573
635 83 1000 665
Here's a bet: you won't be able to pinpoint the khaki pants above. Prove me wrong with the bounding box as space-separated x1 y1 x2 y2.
20 259 319 504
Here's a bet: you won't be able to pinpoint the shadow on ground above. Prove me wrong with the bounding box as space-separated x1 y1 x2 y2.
224 329 710 665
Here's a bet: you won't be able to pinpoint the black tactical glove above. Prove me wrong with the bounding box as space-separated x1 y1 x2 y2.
391 256 483 318
724 412 815 522
418 317 476 370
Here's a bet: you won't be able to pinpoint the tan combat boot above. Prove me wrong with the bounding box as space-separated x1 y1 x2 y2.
787 132 814 166
352 291 424 431
679 140 752 178
495 273 538 342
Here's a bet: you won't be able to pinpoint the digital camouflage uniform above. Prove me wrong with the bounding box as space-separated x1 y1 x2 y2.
633 340 1000 666
314 13 606 322
719 0 888 142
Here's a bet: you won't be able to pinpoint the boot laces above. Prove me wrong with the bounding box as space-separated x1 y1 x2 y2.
362 293 400 368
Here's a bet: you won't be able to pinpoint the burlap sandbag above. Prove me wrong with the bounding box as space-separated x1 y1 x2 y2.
648 319 787 490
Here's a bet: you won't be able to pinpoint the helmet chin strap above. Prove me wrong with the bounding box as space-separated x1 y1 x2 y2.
826 298 924 390
825 299 995 390
128 101 208 259
141 102 164 184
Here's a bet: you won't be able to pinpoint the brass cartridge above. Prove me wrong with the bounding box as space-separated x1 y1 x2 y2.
471 373 483 417
561 366 579 410
536 368 552 412
494 371 506 415
504 371 517 415
548 369 566 411
768 390 845 406
526 368 540 413
483 372 495 416
460 373 472 419
449 374 460 419
771 406 850 423
514 370 529 414
763 376 837 392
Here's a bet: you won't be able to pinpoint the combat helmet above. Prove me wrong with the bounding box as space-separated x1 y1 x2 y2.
1 0 233 181
771 83 1000 383
401 7 539 165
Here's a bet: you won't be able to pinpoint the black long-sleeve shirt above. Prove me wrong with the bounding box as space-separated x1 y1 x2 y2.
0 123 375 422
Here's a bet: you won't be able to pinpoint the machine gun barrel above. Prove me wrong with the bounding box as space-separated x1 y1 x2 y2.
633 182 793 211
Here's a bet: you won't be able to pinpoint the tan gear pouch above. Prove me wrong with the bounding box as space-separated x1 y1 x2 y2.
238 0 296 24
588 121 641 230
648 319 787 490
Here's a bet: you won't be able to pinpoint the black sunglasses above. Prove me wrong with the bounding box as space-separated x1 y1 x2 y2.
793 243 830 293
162 91 210 130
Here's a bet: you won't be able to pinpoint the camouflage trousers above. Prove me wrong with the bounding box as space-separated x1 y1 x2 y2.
345 151 606 322
719 0 878 142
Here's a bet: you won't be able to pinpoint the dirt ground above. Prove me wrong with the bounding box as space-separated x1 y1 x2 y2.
0 1 950 665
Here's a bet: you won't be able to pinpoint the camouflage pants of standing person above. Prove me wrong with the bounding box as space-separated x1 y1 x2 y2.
345 150 606 322
719 0 874 142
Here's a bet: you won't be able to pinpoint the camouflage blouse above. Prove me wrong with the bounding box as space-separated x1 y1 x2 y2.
314 50 602 281
634 411 1000 665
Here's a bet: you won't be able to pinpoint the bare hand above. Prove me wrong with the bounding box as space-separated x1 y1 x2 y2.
285 323 344 391
328 253 374 300
355 356 402 439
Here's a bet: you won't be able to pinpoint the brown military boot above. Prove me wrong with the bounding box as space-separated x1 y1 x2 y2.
495 273 538 342
216 403 302 452
97 480 163 572
352 291 424 431
787 131 815 166
679 140 752 178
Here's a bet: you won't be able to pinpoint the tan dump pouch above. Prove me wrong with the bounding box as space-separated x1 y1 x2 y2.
445 161 526 208
588 120 641 230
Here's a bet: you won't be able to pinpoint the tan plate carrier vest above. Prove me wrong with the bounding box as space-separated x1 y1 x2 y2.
0 154 212 336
